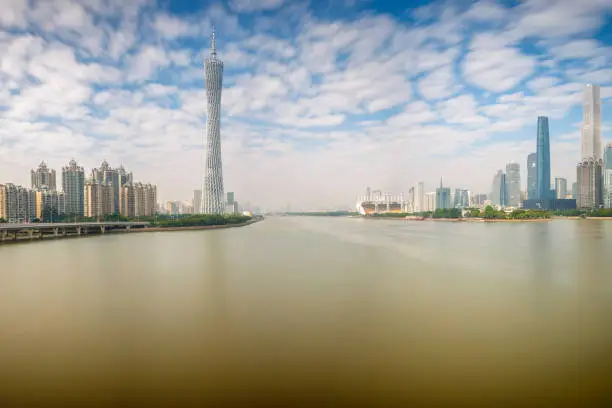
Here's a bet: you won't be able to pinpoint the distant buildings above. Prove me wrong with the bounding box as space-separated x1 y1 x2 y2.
527 153 537 199
554 178 567 199
536 116 551 200
505 162 521 207
192 189 202 214
415 182 424 213
424 192 436 212
491 170 505 207
605 143 612 208
453 188 469 209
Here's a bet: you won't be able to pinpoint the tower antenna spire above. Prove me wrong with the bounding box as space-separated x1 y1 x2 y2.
210 23 216 56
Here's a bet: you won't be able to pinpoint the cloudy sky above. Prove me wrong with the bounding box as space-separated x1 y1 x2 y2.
1 0 611 210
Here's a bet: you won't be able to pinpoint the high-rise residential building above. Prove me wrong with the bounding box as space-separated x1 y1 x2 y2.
581 84 602 161
62 159 85 216
536 116 551 200
415 182 424 213
505 162 521 207
435 178 451 210
92 161 129 214
604 144 612 208
527 153 537 199
193 189 202 214
0 184 36 223
31 161 56 191
119 184 135 218
166 201 181 215
34 189 66 221
133 183 157 217
577 158 603 209
84 181 114 218
554 178 567 199
470 193 487 207
201 26 225 214
453 189 469 208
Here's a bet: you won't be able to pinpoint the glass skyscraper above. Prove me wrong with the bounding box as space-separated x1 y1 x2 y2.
505 162 520 207
527 153 536 199
536 116 551 200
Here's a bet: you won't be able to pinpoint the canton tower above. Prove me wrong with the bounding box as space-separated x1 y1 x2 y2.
201 25 225 214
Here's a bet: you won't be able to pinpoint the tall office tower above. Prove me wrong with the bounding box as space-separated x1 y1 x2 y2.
415 182 424 213
603 143 612 208
201 26 225 214
435 178 451 210
581 84 602 161
193 189 202 214
31 161 56 191
554 178 567 199
62 159 85 216
366 186 371 200
536 117 551 200
491 170 504 207
505 162 521 207
500 173 508 207
572 182 578 199
577 158 603 209
527 153 537 199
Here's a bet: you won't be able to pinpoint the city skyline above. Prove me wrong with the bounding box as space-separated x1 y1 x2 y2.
1 0 612 211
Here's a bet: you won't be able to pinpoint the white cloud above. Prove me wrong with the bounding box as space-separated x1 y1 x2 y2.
463 0 507 22
437 94 489 127
462 34 536 93
153 13 198 38
229 0 286 13
0 0 28 28
418 65 459 100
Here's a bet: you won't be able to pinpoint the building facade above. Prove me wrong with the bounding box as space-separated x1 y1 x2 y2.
62 159 85 216
424 192 436 212
505 162 521 207
581 84 602 161
453 189 469 209
491 170 506 207
31 162 56 191
536 116 551 200
527 153 536 199
576 158 603 209
84 181 114 218
201 27 226 214
415 182 424 213
133 183 157 217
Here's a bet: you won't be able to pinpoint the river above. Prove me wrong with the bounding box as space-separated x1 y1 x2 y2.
1 216 611 407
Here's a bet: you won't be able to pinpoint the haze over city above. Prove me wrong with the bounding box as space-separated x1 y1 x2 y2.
1 0 611 211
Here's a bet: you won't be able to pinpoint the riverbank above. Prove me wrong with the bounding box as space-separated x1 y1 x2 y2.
134 217 262 232
361 216 551 223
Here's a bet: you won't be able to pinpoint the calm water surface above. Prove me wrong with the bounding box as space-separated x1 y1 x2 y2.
1 217 611 407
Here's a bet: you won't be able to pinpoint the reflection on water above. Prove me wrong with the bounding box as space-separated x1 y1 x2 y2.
1 217 612 407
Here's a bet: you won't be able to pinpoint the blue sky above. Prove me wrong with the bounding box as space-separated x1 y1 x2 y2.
0 0 611 210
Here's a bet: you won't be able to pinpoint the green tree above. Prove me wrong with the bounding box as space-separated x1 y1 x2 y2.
0 218 6 223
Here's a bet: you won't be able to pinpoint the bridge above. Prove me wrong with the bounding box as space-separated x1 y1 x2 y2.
0 222 149 243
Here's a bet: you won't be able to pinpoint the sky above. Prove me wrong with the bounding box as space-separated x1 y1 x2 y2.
1 0 611 211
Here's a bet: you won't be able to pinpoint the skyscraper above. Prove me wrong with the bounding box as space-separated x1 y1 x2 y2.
491 170 505 207
536 116 551 200
435 178 451 210
201 26 225 214
505 162 521 207
554 178 567 199
62 159 85 216
581 84 602 161
415 182 424 213
31 162 56 191
527 153 536 199
193 189 202 214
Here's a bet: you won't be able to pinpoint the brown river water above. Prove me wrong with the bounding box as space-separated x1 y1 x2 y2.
1 216 611 407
